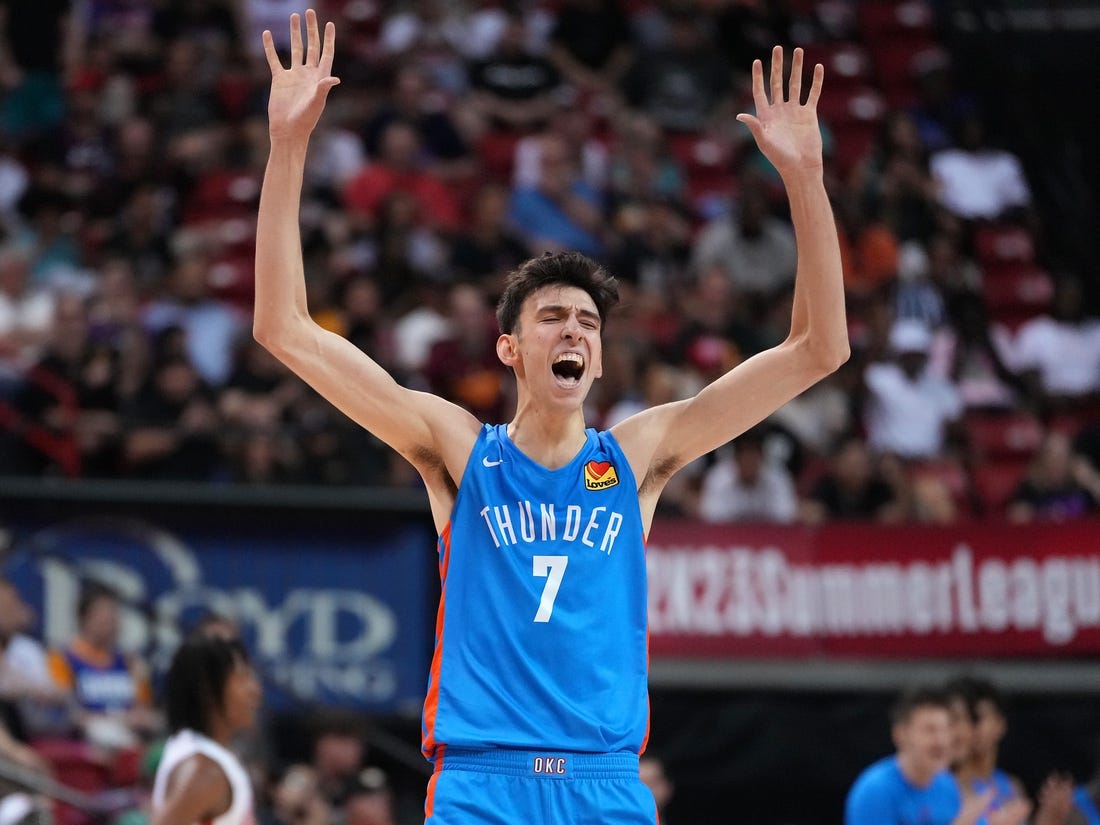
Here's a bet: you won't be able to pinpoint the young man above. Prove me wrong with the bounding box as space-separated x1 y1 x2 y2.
255 10 849 824
151 635 262 825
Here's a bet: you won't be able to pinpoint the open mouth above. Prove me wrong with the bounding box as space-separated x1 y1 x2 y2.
551 352 585 387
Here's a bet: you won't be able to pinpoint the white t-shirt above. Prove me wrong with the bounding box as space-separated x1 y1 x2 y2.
865 362 963 459
930 148 1031 220
698 456 797 523
1012 316 1100 396
153 730 254 825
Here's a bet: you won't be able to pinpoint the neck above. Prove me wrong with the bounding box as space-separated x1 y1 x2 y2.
508 404 588 470
897 752 938 788
206 717 233 748
970 751 997 778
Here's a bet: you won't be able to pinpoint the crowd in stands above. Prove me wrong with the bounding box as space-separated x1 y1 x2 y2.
1 0 1098 524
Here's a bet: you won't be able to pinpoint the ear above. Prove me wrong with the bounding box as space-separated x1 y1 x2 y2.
496 334 518 368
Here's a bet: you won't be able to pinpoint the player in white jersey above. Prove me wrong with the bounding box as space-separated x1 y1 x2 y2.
151 636 261 825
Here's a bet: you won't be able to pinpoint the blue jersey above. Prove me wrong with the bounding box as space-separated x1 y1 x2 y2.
970 769 1019 825
845 756 961 825
422 424 649 759
1074 786 1100 825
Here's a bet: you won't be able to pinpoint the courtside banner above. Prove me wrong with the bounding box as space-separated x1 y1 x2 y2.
2 514 434 712
646 520 1100 658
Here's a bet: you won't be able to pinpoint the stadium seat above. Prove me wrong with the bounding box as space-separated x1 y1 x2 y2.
973 223 1036 267
858 1 935 40
972 459 1029 516
802 42 873 91
981 265 1054 328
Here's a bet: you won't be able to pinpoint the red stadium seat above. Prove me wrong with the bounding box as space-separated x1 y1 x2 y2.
972 459 1029 516
816 85 886 130
981 265 1053 328
858 1 935 39
803 42 873 91
973 223 1036 266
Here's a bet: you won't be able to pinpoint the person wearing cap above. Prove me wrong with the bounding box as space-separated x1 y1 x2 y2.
864 319 964 461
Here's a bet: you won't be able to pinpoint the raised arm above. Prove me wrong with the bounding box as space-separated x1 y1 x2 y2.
613 47 849 520
253 11 479 518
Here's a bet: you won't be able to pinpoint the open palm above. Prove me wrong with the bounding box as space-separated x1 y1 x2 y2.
737 46 825 179
264 9 340 143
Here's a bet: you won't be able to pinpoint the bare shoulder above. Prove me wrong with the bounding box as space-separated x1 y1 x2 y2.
154 753 231 825
610 400 690 492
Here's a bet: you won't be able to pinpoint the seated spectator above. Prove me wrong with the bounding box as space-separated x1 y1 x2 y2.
930 111 1032 223
508 134 605 257
309 712 368 807
607 112 685 209
0 243 54 373
1008 430 1099 523
697 426 797 523
864 320 964 461
47 583 160 749
448 184 530 288
10 291 123 477
364 64 472 182
342 768 396 825
0 577 70 739
121 353 224 481
691 173 797 306
620 7 733 135
467 11 562 135
802 437 904 525
1011 277 1100 414
268 764 331 825
142 251 245 388
343 121 461 233
547 0 633 97
942 291 1022 411
513 104 609 195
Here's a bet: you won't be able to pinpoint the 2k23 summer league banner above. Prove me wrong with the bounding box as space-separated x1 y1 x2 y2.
2 515 434 713
646 520 1100 658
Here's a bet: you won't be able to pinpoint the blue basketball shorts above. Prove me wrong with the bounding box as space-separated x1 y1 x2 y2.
424 748 658 825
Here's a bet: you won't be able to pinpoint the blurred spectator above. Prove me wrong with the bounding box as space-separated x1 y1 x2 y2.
342 767 396 825
513 104 608 194
422 282 511 423
852 110 941 244
468 11 561 135
930 112 1032 223
0 577 69 739
343 120 462 233
609 197 691 300
547 0 633 97
309 713 367 806
1007 430 1099 523
941 291 1021 412
9 291 122 476
508 134 605 257
46 582 160 749
607 112 685 209
696 426 797 523
0 717 52 822
691 174 797 304
0 243 54 371
1011 277 1100 414
269 764 331 825
864 320 964 461
833 192 899 301
0 0 73 140
620 7 733 135
801 437 903 525
669 264 763 380
142 250 246 387
376 0 470 96
364 64 472 181
893 242 946 331
121 352 224 480
448 183 530 288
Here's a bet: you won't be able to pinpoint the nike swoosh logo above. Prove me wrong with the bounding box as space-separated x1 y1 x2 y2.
482 457 503 467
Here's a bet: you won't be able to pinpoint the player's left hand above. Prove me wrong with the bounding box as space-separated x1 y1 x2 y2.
737 46 824 180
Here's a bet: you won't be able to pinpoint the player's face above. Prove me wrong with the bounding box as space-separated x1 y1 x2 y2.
505 285 603 407
946 695 975 768
221 658 262 733
897 706 952 776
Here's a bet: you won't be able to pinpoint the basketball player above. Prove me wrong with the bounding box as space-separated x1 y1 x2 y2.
255 10 849 823
151 636 261 825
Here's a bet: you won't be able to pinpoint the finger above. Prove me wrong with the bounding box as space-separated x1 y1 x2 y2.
736 113 761 142
789 47 804 104
806 62 825 108
306 9 321 67
770 45 784 103
261 30 283 75
749 58 767 114
320 21 336 76
289 12 303 66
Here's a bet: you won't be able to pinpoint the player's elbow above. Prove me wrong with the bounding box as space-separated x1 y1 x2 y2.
791 333 850 377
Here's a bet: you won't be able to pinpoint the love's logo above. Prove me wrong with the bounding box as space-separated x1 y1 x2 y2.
583 460 619 491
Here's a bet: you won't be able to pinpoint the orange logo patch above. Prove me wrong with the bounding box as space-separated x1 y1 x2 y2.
584 460 619 490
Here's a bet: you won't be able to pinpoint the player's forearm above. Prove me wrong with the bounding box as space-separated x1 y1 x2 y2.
254 139 313 344
784 170 849 371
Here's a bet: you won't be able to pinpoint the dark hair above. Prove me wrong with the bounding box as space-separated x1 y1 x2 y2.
890 685 950 725
496 252 619 334
163 635 250 735
943 675 1006 719
77 582 120 622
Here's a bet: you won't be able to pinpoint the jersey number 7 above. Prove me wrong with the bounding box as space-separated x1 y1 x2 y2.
532 555 569 622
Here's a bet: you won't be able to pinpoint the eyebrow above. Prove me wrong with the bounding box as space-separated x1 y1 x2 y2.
536 304 601 324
